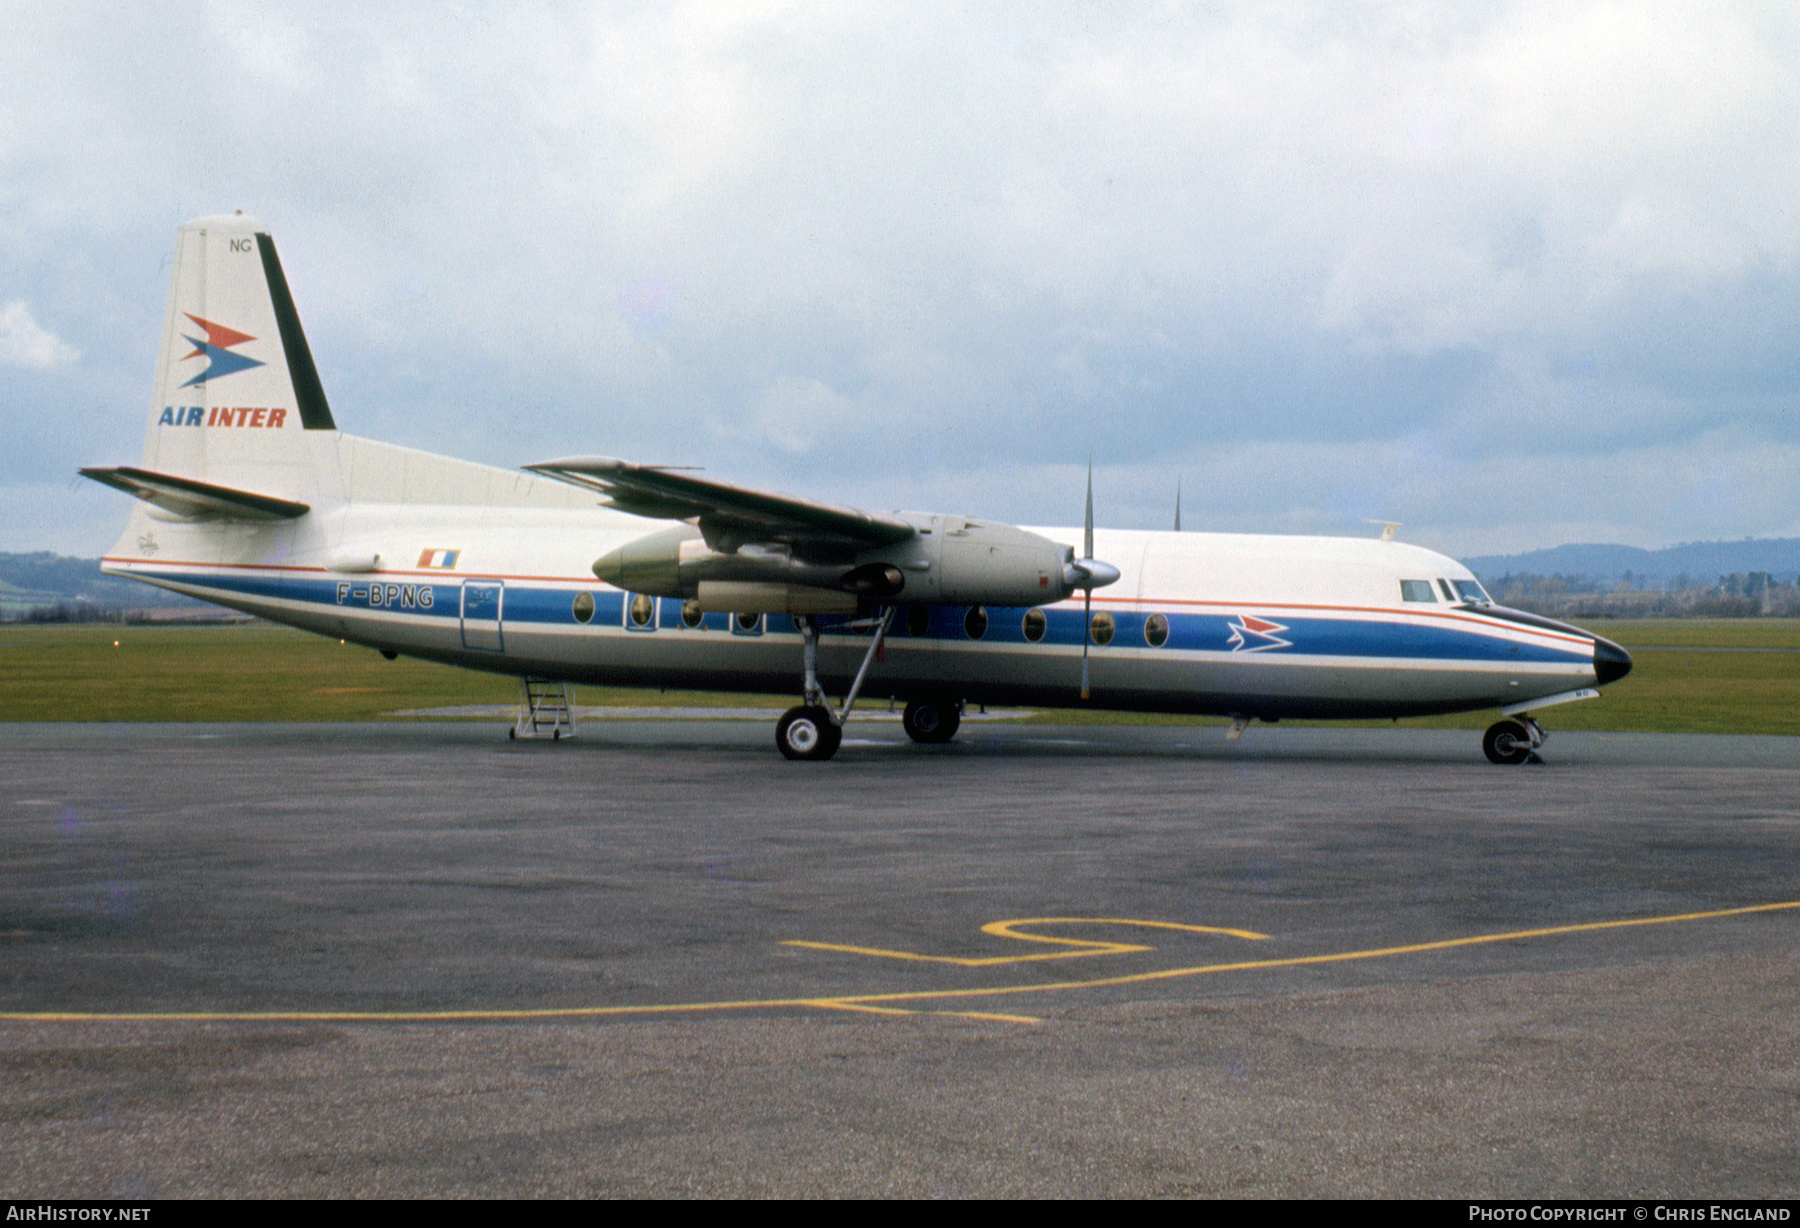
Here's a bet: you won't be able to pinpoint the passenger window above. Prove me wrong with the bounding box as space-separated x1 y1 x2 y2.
1144 613 1170 647
1022 608 1047 643
1400 580 1436 603
1089 611 1115 646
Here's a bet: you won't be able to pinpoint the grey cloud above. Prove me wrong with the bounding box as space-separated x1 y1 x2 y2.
3 1 1797 555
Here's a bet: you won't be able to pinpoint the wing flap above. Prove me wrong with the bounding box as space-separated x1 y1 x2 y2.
80 466 311 521
526 456 916 550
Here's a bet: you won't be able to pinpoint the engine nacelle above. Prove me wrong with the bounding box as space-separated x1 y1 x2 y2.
592 524 694 596
592 515 1095 609
694 581 857 615
928 519 1073 607
593 525 860 598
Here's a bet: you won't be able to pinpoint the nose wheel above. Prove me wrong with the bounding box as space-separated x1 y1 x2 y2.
1483 716 1546 765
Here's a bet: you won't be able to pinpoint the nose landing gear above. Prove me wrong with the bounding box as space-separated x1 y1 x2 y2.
1483 715 1546 765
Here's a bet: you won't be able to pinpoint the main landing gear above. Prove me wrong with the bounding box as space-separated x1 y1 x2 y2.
901 697 961 744
776 609 896 761
777 704 841 760
1483 715 1546 766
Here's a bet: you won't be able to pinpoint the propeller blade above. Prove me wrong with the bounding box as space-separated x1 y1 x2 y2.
1084 455 1094 563
1081 587 1092 700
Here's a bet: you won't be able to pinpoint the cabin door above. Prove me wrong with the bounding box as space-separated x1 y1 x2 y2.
460 580 505 652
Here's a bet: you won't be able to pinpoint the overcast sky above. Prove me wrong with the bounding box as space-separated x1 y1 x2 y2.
4 1 1797 559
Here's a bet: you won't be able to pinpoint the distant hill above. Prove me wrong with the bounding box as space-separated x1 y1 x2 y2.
7 538 1799 622
1463 538 1800 588
0 552 212 617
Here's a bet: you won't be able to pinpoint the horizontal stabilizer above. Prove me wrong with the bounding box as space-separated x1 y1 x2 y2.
80 466 310 521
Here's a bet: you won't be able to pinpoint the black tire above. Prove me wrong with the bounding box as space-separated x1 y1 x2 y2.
1483 719 1532 765
777 705 842 761
902 698 961 744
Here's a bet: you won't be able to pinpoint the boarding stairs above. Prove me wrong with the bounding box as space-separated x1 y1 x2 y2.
512 677 576 740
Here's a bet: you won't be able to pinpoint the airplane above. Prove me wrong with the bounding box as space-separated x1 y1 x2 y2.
83 214 1631 764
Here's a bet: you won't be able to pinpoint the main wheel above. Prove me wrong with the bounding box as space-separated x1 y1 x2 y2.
902 698 961 744
777 705 842 761
1483 719 1533 765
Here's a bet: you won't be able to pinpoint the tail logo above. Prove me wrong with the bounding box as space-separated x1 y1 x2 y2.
1227 614 1292 653
178 313 267 387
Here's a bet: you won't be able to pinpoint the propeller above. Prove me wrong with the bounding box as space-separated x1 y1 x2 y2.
1061 456 1122 700
1083 462 1094 699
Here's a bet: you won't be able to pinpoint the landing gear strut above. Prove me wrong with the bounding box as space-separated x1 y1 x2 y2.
1483 715 1546 765
775 608 896 761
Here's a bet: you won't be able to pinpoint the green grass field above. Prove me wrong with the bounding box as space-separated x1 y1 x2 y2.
0 620 1795 734
0 624 784 723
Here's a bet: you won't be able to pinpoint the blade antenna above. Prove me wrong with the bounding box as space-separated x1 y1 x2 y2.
1174 476 1181 533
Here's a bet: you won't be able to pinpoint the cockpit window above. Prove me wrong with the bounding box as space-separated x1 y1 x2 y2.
1453 579 1491 605
1437 578 1457 602
1400 580 1436 603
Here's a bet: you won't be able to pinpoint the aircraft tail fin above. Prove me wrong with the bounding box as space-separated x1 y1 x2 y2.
135 213 336 494
94 214 607 518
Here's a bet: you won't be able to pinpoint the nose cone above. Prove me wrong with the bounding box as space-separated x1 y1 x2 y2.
1593 634 1632 685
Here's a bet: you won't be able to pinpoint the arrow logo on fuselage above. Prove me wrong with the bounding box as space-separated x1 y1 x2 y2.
178 313 266 387
1227 614 1292 653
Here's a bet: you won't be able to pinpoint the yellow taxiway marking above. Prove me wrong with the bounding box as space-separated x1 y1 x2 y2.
821 900 1800 1011
4 900 1795 1027
783 916 1268 967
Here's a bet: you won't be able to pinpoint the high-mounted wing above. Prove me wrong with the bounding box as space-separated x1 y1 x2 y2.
80 466 310 521
525 456 916 557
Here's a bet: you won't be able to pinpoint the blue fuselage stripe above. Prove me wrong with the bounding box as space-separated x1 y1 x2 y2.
128 567 1591 666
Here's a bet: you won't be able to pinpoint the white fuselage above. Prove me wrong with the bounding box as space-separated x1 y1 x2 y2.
102 447 1611 720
